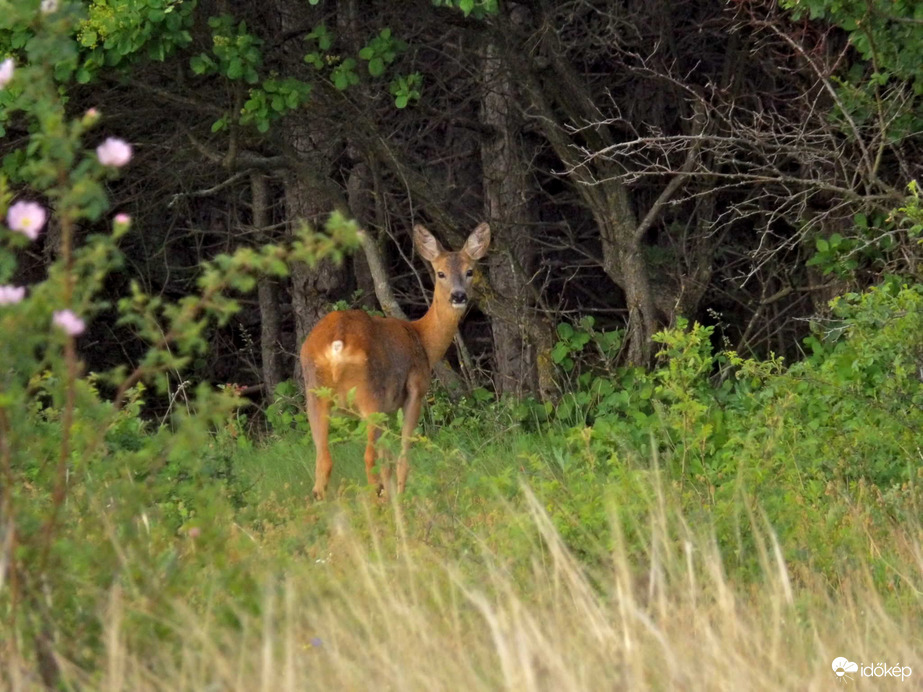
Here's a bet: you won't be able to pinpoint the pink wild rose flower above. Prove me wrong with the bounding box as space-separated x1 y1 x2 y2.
6 201 47 240
0 285 26 305
0 58 13 89
53 309 86 336
96 137 132 167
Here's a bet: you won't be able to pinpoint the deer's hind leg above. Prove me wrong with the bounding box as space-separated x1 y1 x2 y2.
306 390 333 501
363 421 385 494
356 387 389 496
396 386 424 494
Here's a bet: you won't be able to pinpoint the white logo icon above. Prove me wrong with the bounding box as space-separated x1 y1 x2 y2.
832 657 859 682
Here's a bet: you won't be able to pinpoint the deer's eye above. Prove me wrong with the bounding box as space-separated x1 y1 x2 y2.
466 269 474 277
437 271 446 279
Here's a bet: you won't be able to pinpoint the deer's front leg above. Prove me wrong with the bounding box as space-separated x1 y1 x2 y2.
397 390 424 494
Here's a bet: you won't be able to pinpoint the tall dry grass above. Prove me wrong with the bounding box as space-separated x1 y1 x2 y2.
4 486 921 691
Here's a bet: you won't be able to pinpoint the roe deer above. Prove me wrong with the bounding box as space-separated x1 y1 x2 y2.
300 222 491 499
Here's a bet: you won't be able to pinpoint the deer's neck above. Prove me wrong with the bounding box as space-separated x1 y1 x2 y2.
410 292 463 368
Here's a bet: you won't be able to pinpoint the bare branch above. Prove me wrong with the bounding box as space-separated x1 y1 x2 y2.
357 230 408 320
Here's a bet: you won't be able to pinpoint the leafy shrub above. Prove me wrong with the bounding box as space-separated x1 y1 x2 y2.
265 379 310 435
541 281 923 585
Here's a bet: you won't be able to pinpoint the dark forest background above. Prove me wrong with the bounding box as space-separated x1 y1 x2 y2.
4 0 921 411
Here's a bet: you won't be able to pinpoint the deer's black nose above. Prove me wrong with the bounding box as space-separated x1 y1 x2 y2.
450 290 468 305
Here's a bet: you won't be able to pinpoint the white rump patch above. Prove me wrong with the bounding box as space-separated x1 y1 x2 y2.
330 339 345 358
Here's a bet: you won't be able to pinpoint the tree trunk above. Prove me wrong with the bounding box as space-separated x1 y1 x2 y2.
522 87 657 365
487 5 653 366
346 159 378 311
481 34 555 399
593 184 657 365
340 0 377 312
286 164 347 351
276 3 347 363
251 173 285 399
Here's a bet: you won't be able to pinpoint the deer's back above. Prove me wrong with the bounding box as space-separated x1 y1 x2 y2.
300 310 431 414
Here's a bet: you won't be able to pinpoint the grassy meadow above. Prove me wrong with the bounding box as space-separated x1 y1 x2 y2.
5 397 923 690
4 284 923 690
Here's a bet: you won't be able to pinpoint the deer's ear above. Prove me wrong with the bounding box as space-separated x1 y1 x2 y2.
413 224 443 262
463 222 491 260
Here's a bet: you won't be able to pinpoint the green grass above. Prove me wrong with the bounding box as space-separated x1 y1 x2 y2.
6 424 922 690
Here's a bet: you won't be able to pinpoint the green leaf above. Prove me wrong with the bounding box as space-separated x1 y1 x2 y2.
304 52 323 69
226 57 243 79
332 59 358 90
551 343 569 364
148 41 166 62
368 56 384 76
